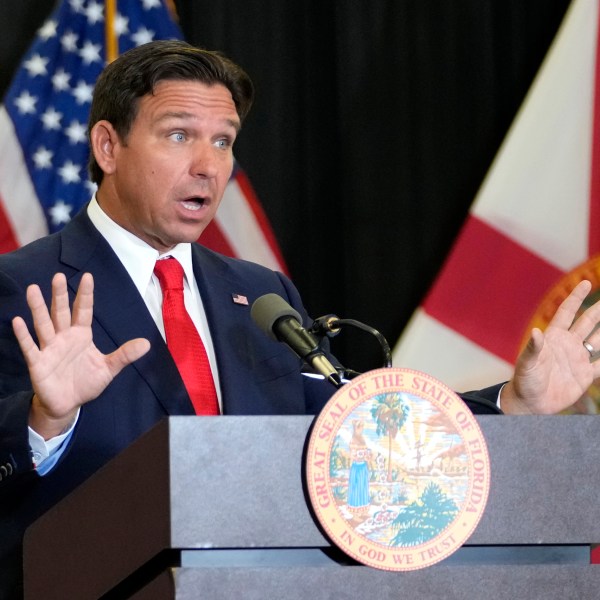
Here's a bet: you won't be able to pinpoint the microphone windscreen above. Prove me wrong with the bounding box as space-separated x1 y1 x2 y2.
251 293 302 341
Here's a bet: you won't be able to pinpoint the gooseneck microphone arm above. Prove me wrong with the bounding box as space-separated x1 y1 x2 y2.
251 294 393 385
309 315 393 369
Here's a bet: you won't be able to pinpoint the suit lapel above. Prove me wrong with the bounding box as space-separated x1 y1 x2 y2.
191 245 261 412
59 210 195 416
189 245 301 416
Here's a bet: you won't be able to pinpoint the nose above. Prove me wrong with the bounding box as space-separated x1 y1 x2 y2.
191 142 219 178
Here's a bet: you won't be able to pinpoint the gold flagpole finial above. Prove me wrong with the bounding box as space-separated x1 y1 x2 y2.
165 0 180 23
105 0 118 63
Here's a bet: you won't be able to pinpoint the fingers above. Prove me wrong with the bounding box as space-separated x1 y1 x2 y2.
50 273 72 332
71 273 94 328
549 280 591 334
28 273 94 340
566 280 600 340
546 280 600 348
583 328 600 356
528 327 544 355
516 327 545 371
27 282 56 350
105 338 151 377
11 316 39 368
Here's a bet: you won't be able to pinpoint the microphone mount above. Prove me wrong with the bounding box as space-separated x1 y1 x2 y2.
308 315 393 374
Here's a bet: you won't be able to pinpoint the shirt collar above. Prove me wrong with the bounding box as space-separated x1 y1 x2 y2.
86 195 194 297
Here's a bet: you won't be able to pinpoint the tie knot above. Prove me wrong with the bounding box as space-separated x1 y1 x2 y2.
154 257 185 291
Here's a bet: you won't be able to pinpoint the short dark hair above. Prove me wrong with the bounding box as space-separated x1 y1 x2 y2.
87 40 254 184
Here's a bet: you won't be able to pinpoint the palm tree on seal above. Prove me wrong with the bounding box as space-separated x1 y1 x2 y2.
370 393 409 482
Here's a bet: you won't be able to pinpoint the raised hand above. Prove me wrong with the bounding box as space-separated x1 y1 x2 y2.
501 280 600 414
12 272 150 439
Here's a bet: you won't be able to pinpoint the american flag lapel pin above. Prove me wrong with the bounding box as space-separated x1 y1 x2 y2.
232 293 249 305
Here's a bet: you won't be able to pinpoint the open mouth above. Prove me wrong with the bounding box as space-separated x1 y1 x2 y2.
180 196 208 211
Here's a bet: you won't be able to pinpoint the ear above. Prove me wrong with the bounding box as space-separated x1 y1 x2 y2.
90 120 121 175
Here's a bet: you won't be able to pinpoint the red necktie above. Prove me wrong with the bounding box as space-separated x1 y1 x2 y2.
154 257 219 415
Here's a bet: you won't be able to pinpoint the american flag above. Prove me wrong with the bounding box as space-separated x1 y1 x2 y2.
0 0 287 273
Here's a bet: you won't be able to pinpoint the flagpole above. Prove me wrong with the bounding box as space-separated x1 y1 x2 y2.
165 0 179 23
105 0 118 63
588 1 600 256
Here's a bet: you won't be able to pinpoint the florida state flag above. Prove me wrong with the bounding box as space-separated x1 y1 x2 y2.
394 0 600 405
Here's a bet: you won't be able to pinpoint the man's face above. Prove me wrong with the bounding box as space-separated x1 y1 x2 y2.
94 79 240 252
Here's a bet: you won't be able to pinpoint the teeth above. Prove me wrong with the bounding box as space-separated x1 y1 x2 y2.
182 199 203 211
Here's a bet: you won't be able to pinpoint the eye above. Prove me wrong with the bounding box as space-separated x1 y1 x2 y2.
215 137 233 150
169 132 186 142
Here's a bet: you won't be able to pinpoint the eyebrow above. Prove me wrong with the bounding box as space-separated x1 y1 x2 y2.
157 111 241 133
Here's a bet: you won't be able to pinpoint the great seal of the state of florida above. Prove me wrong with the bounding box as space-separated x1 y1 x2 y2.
306 367 490 571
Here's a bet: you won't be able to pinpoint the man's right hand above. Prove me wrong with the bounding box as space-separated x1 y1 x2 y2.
12 272 150 440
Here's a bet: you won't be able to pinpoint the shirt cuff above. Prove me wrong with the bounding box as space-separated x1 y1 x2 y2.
497 383 505 411
28 409 80 471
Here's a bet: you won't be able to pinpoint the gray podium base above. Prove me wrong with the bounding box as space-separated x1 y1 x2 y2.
102 545 593 599
131 563 600 600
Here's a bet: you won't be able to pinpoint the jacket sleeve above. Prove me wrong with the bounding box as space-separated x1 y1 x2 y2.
458 383 504 414
0 269 39 493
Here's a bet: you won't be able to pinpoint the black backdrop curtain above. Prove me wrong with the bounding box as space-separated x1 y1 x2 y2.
0 0 572 375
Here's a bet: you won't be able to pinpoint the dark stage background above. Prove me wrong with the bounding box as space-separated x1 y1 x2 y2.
0 0 572 375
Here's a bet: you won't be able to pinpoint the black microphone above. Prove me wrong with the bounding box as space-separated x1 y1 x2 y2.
251 293 342 387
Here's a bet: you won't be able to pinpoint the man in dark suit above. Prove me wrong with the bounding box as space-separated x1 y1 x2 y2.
2 40 600 598
0 40 341 598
